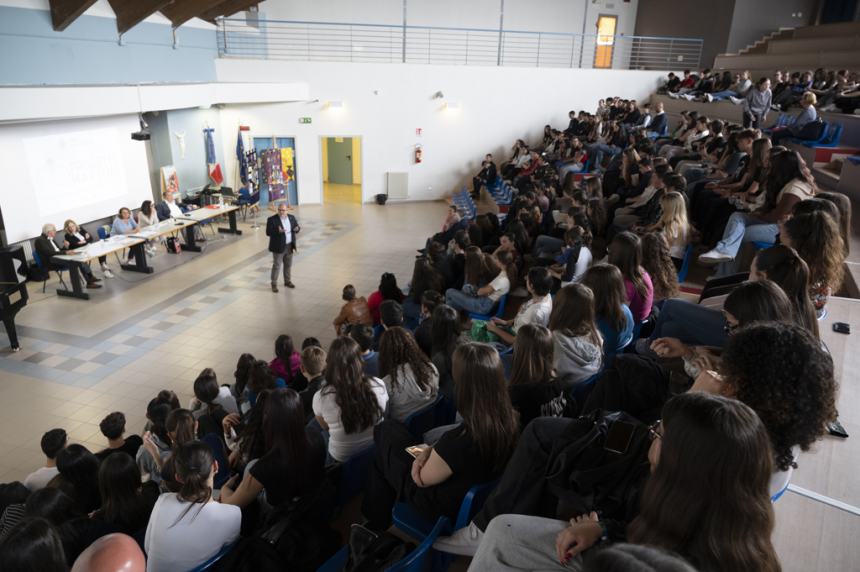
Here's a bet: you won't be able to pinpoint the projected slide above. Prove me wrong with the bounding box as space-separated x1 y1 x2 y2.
24 128 128 218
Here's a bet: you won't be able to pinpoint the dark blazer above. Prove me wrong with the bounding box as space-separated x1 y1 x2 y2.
155 200 188 221
34 235 65 267
266 213 300 254
650 112 668 135
64 230 95 250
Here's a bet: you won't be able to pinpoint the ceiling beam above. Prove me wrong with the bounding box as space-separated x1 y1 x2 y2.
160 0 225 29
106 0 175 35
49 0 99 31
198 0 260 23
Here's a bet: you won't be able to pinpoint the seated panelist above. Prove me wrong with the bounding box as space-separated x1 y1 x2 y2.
34 223 101 289
155 190 197 221
63 219 111 279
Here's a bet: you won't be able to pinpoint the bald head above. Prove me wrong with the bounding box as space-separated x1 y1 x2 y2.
72 534 145 572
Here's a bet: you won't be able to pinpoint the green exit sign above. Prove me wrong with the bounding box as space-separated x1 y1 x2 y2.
299 117 312 124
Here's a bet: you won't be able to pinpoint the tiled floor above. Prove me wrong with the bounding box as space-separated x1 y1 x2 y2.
0 200 857 571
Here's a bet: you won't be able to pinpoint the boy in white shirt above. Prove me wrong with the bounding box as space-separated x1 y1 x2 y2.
23 428 66 492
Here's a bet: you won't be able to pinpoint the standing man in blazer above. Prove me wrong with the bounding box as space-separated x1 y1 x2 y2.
266 203 300 292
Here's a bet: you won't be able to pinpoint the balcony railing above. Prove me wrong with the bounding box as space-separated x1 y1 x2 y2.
216 19 702 71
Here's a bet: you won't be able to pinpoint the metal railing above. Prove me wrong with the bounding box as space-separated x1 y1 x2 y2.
216 19 702 70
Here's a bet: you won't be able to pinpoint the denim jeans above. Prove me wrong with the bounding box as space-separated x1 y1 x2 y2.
445 286 495 315
710 89 739 101
648 298 729 348
587 142 619 170
532 235 565 258
713 211 778 275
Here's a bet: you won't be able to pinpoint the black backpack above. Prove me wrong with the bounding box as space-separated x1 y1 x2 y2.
344 524 415 572
545 409 651 522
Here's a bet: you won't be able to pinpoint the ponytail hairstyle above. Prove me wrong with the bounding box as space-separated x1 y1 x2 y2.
171 441 215 526
753 246 819 338
323 337 382 434
167 409 197 453
608 231 649 300
193 368 222 417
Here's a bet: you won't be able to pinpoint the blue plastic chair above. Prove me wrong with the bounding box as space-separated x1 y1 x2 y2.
676 243 694 283
801 122 842 148
751 241 775 251
404 394 453 441
32 250 67 293
467 294 507 322
392 482 498 542
333 444 376 507
317 517 450 572
97 226 109 240
789 121 831 146
189 541 236 572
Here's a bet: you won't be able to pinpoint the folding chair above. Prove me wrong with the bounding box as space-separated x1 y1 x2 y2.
32 251 67 293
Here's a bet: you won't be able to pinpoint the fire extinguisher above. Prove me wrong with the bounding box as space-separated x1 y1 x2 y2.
414 145 423 164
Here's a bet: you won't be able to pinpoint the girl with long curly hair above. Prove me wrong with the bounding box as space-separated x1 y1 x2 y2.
313 337 389 462
781 210 845 316
640 232 680 302
378 326 439 422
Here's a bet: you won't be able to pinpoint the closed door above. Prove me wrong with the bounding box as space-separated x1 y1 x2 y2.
327 137 353 184
594 15 617 69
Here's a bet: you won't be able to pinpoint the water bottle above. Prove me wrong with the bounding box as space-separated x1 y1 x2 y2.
218 195 224 208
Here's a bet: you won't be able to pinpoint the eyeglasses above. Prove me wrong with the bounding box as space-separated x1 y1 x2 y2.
648 420 663 441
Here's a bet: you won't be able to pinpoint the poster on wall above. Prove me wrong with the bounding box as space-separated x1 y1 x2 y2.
160 165 180 196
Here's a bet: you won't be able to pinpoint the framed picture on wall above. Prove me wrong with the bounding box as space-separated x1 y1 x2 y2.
161 165 180 195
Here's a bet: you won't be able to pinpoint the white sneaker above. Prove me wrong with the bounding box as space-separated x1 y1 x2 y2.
103 269 114 279
699 249 733 264
433 521 484 556
729 96 743 105
681 94 696 101
704 93 714 103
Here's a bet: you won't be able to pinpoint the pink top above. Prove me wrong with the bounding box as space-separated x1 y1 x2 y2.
269 353 301 384
624 270 654 322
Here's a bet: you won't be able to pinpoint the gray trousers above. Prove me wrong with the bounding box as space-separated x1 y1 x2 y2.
469 514 581 571
271 249 293 285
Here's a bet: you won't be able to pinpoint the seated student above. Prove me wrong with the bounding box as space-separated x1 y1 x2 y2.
144 442 241 572
49 444 101 514
188 367 239 419
95 412 143 462
646 101 668 137
378 327 440 422
473 154 497 198
349 324 380 378
333 284 372 336
508 324 568 429
111 207 138 236
771 91 818 145
24 429 66 492
580 265 635 358
403 257 446 328
244 359 285 407
361 342 519 531
612 163 668 225
547 227 593 287
637 192 690 264
781 211 845 317
640 233 680 303
548 284 603 386
430 304 469 399
313 337 389 463
485 266 554 345
63 219 111 278
608 232 654 322
700 150 816 275
221 388 326 509
142 409 197 493
269 334 301 388
414 290 443 358
35 224 101 289
465 393 780 572
155 190 193 221
136 402 173 485
367 273 406 325
186 370 231 438
380 299 405 331
298 345 327 423
0 518 69 572
445 250 512 316
91 453 159 535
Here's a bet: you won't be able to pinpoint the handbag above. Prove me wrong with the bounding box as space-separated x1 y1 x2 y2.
795 118 825 141
345 523 414 572
165 237 181 254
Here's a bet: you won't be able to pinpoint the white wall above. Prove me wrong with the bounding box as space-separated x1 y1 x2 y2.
216 59 664 204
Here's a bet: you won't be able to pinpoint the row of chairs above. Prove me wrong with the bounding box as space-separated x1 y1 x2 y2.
451 188 477 220
485 177 513 206
766 114 844 148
